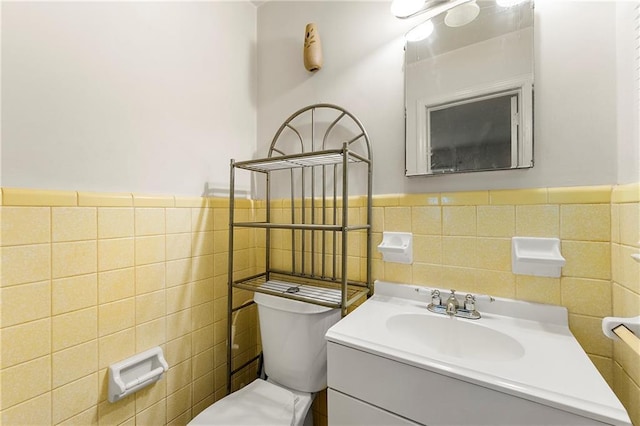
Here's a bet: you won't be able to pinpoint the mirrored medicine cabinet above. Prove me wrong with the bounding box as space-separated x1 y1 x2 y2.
405 0 535 177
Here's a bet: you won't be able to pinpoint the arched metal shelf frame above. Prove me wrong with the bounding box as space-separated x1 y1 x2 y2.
226 104 373 394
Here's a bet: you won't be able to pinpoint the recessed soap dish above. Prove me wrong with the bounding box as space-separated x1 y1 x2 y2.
377 232 413 264
512 237 566 278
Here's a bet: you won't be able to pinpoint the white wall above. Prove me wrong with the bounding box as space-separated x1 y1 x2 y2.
257 1 411 196
2 1 633 197
257 0 625 195
616 1 640 184
1 1 257 196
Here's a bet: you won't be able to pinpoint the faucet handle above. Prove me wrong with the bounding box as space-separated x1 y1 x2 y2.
414 287 441 305
464 294 476 311
431 289 441 306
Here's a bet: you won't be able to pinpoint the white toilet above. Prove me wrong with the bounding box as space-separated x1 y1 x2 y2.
189 290 341 426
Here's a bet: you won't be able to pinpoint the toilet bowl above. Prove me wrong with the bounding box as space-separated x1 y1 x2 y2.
189 378 314 426
187 286 341 426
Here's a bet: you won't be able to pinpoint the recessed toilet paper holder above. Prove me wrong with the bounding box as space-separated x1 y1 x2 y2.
108 346 169 403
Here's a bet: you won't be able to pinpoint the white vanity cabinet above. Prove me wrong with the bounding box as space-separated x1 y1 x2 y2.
327 342 606 426
325 281 632 426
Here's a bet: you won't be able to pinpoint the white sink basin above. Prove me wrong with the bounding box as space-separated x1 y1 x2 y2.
326 280 633 426
386 313 525 362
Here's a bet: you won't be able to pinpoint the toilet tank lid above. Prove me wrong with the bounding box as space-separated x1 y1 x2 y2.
254 284 339 314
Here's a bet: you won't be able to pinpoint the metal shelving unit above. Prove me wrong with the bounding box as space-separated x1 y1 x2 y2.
226 104 373 393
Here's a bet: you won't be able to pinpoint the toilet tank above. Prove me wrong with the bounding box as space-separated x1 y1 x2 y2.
254 291 341 393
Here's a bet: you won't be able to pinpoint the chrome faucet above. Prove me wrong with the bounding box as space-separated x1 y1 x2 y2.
445 290 459 316
416 286 495 320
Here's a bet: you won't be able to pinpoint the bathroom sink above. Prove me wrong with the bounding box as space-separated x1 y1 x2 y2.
386 313 525 362
326 281 633 426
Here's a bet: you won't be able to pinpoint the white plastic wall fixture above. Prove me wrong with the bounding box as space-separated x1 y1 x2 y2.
108 346 169 403
377 232 413 264
602 315 640 340
512 237 566 278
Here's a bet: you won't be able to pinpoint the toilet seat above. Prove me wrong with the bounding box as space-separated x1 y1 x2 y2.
188 379 312 426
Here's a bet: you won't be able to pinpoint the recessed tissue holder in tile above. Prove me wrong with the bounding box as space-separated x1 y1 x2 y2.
512 237 566 278
108 346 169 403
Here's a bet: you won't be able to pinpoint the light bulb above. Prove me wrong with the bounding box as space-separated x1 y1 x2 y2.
405 19 434 42
444 1 480 27
391 0 425 18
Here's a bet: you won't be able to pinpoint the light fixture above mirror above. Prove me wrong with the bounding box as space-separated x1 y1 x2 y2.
444 1 480 27
392 0 528 41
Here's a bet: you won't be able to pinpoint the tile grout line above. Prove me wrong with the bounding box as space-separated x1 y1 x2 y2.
49 205 54 420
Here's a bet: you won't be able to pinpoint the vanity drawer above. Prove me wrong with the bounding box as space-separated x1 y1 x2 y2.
328 389 418 425
327 342 607 426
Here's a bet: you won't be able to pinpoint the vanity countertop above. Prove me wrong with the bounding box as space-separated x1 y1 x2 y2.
326 281 632 426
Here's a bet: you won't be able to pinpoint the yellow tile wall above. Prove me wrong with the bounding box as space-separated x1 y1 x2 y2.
2 184 638 426
0 189 258 426
611 183 640 426
272 184 638 426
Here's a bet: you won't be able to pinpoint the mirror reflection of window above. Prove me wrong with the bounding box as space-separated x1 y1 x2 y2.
428 92 517 173
404 0 534 177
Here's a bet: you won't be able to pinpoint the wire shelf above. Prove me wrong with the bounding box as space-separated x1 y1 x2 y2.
232 272 369 309
234 150 365 173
